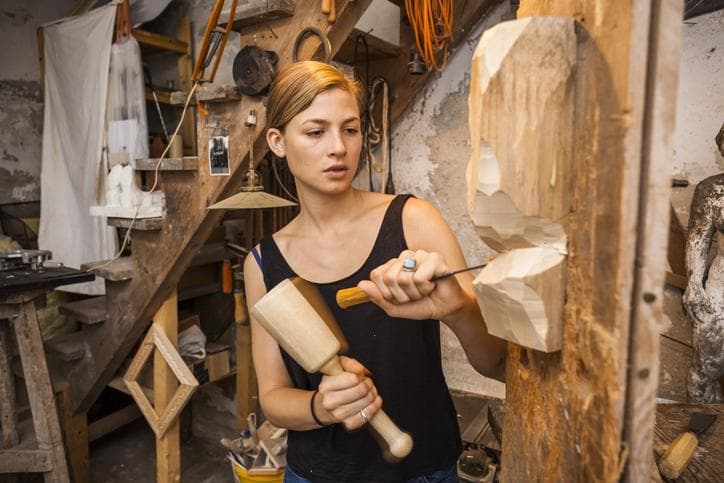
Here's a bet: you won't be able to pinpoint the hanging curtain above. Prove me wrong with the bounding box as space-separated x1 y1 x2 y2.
38 3 118 295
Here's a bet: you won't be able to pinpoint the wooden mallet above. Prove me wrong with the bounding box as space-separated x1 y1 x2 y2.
250 277 413 461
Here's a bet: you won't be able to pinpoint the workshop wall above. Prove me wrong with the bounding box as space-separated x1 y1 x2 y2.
670 9 724 223
0 1 75 204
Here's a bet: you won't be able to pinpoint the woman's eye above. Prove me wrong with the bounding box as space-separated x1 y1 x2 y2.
344 128 359 135
306 130 323 137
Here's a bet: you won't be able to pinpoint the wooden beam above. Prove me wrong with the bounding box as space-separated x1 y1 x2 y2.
88 404 143 442
133 29 189 55
57 384 89 483
623 1 682 480
0 450 52 473
154 292 180 483
497 0 682 481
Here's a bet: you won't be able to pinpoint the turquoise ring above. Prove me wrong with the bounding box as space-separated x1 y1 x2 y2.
402 258 417 272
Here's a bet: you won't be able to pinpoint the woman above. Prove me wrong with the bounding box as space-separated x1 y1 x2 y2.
244 61 506 483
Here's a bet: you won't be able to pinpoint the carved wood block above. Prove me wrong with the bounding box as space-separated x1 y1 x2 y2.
472 247 565 352
466 17 576 352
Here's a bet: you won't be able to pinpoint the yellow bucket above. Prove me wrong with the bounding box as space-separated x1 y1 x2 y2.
229 456 284 483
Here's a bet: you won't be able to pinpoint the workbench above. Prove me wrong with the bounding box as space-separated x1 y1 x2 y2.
0 266 93 481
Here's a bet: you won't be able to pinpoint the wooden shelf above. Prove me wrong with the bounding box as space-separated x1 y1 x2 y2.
145 87 176 106
133 29 189 55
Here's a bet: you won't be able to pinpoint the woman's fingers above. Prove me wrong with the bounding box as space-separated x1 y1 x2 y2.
367 250 443 305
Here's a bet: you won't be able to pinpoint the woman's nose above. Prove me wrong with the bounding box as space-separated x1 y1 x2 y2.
328 131 347 157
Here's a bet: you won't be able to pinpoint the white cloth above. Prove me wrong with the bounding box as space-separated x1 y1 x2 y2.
38 4 118 295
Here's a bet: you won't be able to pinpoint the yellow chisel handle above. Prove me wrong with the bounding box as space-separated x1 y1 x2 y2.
321 0 331 14
336 287 370 309
658 431 698 479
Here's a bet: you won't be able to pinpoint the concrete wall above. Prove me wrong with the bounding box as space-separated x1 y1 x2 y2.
0 1 75 204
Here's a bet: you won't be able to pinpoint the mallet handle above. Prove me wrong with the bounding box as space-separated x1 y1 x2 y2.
319 357 413 460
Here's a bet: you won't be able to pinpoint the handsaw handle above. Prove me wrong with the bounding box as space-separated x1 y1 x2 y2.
320 357 413 460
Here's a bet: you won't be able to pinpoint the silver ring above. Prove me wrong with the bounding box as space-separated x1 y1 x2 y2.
359 409 369 424
402 257 417 272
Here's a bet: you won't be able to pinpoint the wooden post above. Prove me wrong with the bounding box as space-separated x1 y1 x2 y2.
486 0 683 481
154 292 180 483
235 290 256 430
57 384 89 483
0 322 19 449
13 301 70 482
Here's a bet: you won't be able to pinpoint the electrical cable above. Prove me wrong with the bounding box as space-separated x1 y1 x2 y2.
271 156 299 203
404 0 454 73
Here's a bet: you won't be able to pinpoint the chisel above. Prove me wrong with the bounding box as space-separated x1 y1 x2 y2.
336 262 488 309
658 412 716 479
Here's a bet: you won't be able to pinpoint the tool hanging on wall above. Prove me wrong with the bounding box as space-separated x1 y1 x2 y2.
321 0 336 24
191 0 239 115
367 77 394 194
292 27 333 63
233 45 279 96
143 64 170 144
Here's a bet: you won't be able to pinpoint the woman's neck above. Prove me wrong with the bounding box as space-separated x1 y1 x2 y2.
294 187 365 235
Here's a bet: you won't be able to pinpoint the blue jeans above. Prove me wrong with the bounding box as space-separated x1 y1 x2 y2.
283 463 458 483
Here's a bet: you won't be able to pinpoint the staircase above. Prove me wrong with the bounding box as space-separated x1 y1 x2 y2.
62 0 375 413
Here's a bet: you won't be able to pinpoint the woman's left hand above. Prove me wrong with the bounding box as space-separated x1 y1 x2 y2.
357 249 468 321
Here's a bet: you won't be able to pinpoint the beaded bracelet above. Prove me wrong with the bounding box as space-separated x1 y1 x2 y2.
310 390 328 427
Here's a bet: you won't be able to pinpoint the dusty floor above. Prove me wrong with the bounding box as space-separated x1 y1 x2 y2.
86 390 492 482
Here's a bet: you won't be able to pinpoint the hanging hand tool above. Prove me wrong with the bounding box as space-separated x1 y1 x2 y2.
658 412 717 479
321 0 336 23
336 262 489 309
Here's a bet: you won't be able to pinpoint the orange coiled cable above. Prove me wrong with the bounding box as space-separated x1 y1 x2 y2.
405 0 454 73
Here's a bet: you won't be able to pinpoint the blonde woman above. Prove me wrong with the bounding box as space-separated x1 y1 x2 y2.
244 61 505 483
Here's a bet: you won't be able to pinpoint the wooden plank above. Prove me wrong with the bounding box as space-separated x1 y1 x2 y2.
58 296 107 325
653 404 723 481
88 404 142 442
236 320 256 430
45 331 85 362
220 0 296 31
135 157 199 171
623 1 682 480
154 293 180 483
133 29 188 55
68 0 373 414
57 384 89 483
12 301 69 481
497 1 680 481
107 217 164 231
0 450 52 473
81 257 136 282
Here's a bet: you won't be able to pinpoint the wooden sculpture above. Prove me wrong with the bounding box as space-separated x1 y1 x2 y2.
466 17 576 352
250 277 414 460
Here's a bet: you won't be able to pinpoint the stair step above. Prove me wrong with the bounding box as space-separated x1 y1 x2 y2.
59 296 108 325
45 332 85 362
135 157 199 171
81 257 136 281
107 217 164 230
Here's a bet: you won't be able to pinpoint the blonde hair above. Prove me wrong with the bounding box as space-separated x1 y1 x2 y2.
265 61 363 132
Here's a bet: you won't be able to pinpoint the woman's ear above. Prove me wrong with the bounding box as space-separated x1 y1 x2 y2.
266 128 286 158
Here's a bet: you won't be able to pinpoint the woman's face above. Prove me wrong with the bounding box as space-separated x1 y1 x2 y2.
267 88 362 196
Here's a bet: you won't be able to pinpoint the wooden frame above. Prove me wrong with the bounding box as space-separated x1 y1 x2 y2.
123 323 198 438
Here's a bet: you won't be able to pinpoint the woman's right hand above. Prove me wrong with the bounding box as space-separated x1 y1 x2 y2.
316 356 382 430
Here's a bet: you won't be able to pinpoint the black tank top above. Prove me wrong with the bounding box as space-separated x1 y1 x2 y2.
259 194 462 483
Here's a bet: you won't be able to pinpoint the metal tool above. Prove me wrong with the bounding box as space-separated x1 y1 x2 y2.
336 261 489 309
0 250 54 271
293 27 332 63
658 412 717 479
